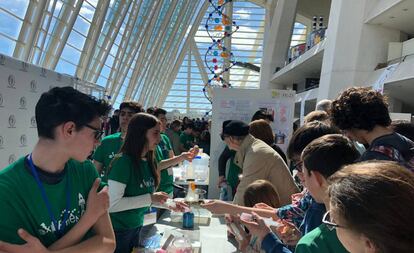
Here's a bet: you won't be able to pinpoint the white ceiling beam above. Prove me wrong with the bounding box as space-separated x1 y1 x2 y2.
145 2 200 107
246 0 269 9
190 38 209 85
85 0 132 83
122 0 180 102
111 0 163 104
104 0 145 98
239 20 264 87
42 0 83 69
223 1 233 85
137 0 195 105
158 0 209 106
76 0 110 80
13 0 47 61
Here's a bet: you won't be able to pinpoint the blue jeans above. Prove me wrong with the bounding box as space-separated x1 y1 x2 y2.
114 227 141 253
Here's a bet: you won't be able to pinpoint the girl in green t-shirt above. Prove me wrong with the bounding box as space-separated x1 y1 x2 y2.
107 113 186 253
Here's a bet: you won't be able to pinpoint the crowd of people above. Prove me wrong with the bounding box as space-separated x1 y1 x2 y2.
0 85 413 253
202 87 414 253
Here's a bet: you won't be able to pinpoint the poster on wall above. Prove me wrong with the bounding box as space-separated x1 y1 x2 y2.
209 88 295 198
0 54 104 169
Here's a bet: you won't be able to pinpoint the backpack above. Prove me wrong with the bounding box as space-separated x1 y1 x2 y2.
370 145 414 173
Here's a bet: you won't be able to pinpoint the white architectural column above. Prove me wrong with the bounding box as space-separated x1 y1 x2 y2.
259 0 298 89
318 0 402 100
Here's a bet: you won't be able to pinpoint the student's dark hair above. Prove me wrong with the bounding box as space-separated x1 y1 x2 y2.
201 130 210 142
119 101 144 113
184 121 195 129
35 86 111 139
119 113 160 187
304 110 330 124
287 121 340 160
302 134 360 178
251 109 274 122
170 120 181 128
243 180 281 208
391 120 414 141
328 161 414 253
146 106 156 115
153 108 167 117
249 119 275 145
330 87 391 131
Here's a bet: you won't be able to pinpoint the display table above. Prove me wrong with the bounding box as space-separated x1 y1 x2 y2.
135 206 239 252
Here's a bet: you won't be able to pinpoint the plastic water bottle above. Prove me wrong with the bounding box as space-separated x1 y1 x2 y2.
192 153 209 181
186 161 194 180
219 182 228 201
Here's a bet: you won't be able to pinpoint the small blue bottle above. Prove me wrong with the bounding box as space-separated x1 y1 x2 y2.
219 182 228 201
183 211 194 229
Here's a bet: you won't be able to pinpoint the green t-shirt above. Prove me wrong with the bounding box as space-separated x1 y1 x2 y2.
180 132 194 150
226 150 242 189
0 157 99 247
156 133 174 194
108 154 155 230
295 224 348 253
92 132 123 182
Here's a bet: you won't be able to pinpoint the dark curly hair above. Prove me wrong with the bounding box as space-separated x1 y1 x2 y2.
330 87 391 131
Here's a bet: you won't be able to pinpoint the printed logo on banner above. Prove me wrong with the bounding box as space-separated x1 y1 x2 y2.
20 134 27 147
0 93 3 107
8 154 16 165
0 135 4 149
30 80 37 92
0 54 5 65
7 75 16 89
57 73 62 81
41 68 47 77
30 116 37 128
8 115 16 128
21 62 29 72
19 97 27 110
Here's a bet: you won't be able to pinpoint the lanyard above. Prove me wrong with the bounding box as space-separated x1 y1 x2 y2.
28 154 71 238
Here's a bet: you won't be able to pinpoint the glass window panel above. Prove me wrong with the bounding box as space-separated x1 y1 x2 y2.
79 3 95 22
189 103 211 109
0 36 16 55
67 30 87 50
164 102 186 108
166 97 187 102
0 0 29 19
168 90 187 96
96 75 108 87
0 10 23 39
74 16 91 35
100 65 111 79
60 45 81 65
55 60 77 75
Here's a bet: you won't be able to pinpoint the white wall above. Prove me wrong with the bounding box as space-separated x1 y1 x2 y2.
0 54 104 169
209 88 295 198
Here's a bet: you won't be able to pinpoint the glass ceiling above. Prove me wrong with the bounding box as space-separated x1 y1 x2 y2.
0 0 266 114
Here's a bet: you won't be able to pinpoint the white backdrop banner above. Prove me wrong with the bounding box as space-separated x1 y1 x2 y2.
209 88 296 198
0 54 104 169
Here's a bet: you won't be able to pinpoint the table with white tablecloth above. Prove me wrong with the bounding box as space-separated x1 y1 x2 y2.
135 205 239 253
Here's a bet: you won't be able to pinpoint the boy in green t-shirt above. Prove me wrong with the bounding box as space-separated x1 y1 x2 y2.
93 101 144 182
179 122 195 152
165 119 182 155
294 134 360 253
152 108 198 195
0 87 115 252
